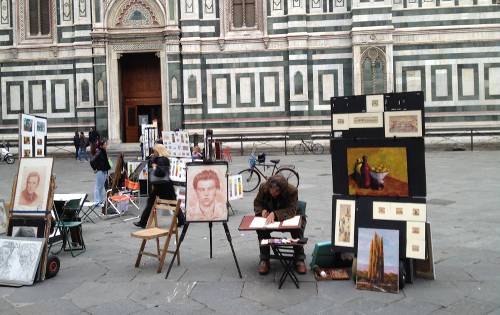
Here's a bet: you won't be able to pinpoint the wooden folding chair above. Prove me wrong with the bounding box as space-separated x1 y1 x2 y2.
131 198 181 273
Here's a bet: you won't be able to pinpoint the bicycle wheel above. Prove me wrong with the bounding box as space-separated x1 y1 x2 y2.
276 167 299 189
238 168 261 192
293 143 306 155
312 143 324 154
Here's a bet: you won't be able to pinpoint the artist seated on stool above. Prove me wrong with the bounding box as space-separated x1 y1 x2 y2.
254 175 307 275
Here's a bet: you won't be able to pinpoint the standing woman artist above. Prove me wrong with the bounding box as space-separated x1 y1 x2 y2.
91 139 111 207
134 144 181 228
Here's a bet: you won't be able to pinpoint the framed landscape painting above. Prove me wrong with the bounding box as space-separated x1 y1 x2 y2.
356 228 399 294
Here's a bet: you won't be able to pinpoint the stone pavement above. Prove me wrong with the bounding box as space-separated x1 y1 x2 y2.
0 151 499 315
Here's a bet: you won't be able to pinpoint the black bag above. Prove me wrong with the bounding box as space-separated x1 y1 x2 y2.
90 156 97 170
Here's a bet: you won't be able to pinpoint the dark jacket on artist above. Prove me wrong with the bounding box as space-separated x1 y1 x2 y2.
253 176 298 221
91 148 111 172
149 156 170 184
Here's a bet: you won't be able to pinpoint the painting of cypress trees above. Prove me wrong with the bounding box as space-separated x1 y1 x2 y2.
356 228 399 293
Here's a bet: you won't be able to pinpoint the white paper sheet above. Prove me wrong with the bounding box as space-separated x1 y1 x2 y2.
249 217 280 229
282 215 300 227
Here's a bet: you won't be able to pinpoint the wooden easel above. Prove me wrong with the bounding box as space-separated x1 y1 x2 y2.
7 174 56 282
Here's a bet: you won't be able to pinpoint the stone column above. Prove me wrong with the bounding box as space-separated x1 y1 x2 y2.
107 49 122 143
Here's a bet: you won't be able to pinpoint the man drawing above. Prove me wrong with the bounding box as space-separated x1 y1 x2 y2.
188 169 226 221
19 172 42 208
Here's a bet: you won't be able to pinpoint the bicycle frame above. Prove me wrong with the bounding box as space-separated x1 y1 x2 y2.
249 162 280 181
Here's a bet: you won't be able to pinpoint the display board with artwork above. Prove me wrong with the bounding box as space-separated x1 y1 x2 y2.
141 124 158 160
330 91 434 288
19 114 47 158
228 175 244 201
162 130 191 158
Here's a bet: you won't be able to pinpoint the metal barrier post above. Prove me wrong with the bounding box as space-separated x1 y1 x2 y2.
470 129 474 151
240 136 244 156
284 133 288 155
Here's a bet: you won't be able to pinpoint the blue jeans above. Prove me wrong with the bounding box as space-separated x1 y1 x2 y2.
78 148 88 161
94 171 107 204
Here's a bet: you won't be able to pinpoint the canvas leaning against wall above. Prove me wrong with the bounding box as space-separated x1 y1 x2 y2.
356 228 400 294
347 147 409 197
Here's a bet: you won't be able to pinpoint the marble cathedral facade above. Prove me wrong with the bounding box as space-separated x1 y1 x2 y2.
0 0 499 143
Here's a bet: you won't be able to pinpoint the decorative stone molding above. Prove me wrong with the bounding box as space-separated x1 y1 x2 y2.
223 0 264 37
17 0 57 44
106 0 165 29
110 41 163 51
217 38 225 51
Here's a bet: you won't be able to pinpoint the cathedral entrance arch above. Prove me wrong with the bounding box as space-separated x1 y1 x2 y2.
102 0 170 143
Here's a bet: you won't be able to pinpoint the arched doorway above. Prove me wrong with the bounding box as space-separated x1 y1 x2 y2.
120 52 162 142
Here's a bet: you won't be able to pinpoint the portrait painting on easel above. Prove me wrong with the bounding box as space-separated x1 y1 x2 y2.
186 162 228 222
12 158 54 214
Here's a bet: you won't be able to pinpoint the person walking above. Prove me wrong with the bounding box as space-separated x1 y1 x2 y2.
73 131 80 160
89 127 100 156
91 139 111 207
78 132 88 161
134 143 182 228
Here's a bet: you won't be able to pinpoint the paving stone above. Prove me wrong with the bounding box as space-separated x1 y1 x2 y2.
402 280 465 307
443 297 499 315
16 298 82 315
372 297 441 315
280 296 336 315
129 281 196 307
319 296 386 315
63 281 138 309
84 298 146 315
241 280 317 310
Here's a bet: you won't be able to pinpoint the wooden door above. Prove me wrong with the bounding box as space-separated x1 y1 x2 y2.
121 53 162 142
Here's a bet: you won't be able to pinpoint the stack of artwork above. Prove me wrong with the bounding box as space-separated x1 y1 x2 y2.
162 130 191 158
0 237 45 286
228 175 244 201
330 91 433 293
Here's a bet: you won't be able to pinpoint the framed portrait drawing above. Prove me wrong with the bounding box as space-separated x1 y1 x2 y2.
185 161 228 222
12 158 54 215
366 94 384 113
0 199 7 235
331 114 350 131
384 110 422 138
333 198 356 248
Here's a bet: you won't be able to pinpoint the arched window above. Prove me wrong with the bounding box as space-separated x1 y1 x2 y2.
232 0 256 28
294 72 303 95
188 75 197 99
361 47 386 95
81 80 90 102
171 76 178 100
29 0 51 36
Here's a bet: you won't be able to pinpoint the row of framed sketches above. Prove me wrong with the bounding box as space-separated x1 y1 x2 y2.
332 110 423 138
19 114 47 158
373 201 426 222
332 196 427 260
162 130 191 158
332 92 424 114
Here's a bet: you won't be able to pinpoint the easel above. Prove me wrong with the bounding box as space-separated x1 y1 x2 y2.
164 159 242 279
7 173 56 282
165 219 242 279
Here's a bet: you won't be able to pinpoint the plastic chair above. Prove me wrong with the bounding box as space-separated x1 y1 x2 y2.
131 198 181 273
222 147 232 162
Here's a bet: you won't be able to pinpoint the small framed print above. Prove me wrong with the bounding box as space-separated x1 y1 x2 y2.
405 203 426 222
384 110 422 138
406 239 426 259
391 203 406 220
334 199 356 248
407 221 426 241
332 114 349 130
372 201 391 220
348 112 383 129
366 94 384 113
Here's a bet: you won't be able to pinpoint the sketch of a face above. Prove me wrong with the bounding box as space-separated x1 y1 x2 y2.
0 243 14 268
196 179 217 209
18 246 35 268
26 173 40 194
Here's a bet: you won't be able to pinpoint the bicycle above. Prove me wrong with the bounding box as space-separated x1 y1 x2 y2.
238 153 299 192
293 139 324 155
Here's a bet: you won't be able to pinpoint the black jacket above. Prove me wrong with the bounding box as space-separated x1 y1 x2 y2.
89 130 99 143
73 135 80 147
149 156 170 183
91 149 111 172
